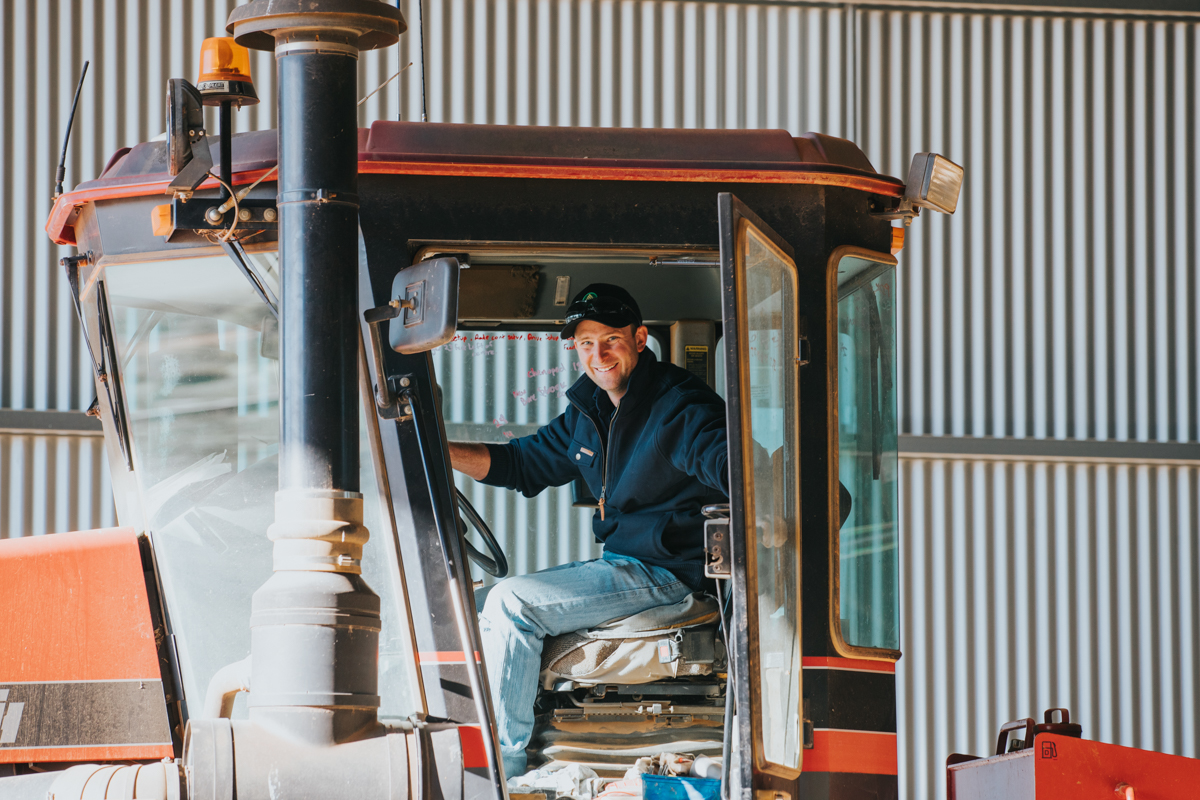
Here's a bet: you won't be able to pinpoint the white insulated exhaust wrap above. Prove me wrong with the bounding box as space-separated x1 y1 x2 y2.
267 489 368 573
249 489 382 742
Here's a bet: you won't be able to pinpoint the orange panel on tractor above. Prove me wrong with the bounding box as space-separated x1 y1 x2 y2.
949 734 1200 799
0 528 173 763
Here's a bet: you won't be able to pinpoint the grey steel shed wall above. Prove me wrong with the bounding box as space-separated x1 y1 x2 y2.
2 1 1200 798
899 455 1199 799
0 432 114 537
866 12 1200 442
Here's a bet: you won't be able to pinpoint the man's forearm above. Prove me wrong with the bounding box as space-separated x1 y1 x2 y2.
448 441 491 481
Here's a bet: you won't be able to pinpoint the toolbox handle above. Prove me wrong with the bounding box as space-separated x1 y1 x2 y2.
995 718 1037 755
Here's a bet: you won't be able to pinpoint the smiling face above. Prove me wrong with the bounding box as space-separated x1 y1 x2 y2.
572 319 649 404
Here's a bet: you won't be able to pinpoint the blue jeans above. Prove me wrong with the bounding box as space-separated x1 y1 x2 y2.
478 551 692 778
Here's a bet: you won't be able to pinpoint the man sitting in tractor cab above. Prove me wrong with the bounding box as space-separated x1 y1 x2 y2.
448 283 729 777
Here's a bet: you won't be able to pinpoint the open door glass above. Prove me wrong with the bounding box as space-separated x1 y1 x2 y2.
718 194 803 778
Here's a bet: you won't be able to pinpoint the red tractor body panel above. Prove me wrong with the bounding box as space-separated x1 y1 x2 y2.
0 529 174 763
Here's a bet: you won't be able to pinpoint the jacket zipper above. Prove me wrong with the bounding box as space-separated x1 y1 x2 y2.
587 404 621 522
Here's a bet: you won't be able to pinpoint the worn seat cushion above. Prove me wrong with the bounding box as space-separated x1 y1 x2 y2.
539 593 720 688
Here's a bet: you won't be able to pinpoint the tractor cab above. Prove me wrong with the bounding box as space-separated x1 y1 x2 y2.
9 14 961 799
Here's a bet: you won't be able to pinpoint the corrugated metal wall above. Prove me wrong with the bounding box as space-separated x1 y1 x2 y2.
870 12 1200 442
0 432 114 537
899 455 1200 798
3 1 1199 797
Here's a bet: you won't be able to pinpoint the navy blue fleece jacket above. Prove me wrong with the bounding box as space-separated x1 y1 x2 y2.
481 349 728 589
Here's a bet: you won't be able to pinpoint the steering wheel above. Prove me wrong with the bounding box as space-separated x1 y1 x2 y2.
455 488 509 579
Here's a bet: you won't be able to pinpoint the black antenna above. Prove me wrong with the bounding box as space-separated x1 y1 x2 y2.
54 60 90 202
417 0 427 121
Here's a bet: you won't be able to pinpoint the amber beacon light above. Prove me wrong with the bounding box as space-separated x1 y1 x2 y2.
197 37 259 107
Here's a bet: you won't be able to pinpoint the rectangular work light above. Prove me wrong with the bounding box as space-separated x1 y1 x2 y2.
904 153 964 215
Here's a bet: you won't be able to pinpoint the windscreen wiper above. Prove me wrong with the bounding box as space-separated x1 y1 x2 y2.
62 254 134 471
220 239 279 318
867 290 884 480
95 280 135 472
121 311 164 371
62 254 103 377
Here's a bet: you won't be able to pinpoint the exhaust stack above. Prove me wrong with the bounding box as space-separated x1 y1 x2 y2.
184 2 408 798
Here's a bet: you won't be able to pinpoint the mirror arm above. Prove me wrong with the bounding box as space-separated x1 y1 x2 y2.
165 78 213 200
362 299 415 416
869 196 920 225
166 148 213 199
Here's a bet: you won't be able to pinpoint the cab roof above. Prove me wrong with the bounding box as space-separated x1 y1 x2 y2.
47 122 904 246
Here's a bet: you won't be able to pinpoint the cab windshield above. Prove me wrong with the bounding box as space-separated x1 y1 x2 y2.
432 330 663 581
101 252 417 718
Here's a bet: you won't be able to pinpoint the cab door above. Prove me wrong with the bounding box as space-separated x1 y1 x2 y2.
718 194 805 798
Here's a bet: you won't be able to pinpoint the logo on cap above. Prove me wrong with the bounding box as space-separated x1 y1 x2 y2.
581 292 598 302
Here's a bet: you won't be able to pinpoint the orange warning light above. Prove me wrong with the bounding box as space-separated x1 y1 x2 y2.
196 37 259 107
199 36 252 83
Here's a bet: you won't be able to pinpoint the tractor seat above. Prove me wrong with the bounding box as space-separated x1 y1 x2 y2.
539 592 726 690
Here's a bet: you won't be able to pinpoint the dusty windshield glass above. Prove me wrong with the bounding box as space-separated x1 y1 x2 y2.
836 256 900 652
104 252 416 718
736 220 802 771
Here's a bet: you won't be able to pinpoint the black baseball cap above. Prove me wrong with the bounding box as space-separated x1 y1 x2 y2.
561 283 643 339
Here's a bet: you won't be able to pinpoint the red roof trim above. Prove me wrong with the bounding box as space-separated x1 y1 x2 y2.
357 159 905 192
46 161 901 246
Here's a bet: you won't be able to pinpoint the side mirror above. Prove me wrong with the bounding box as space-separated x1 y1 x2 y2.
165 78 214 197
386 257 460 354
904 153 964 215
